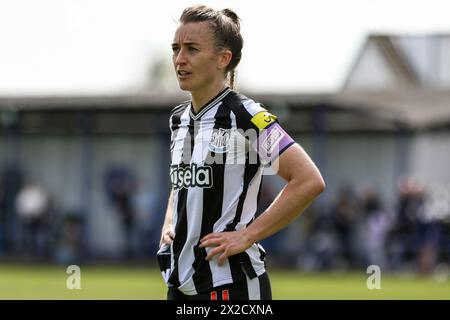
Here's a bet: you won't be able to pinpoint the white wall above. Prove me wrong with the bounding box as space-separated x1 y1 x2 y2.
409 131 450 185
345 41 398 90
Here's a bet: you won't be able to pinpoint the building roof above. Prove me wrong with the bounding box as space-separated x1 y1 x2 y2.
332 88 450 129
1 89 450 131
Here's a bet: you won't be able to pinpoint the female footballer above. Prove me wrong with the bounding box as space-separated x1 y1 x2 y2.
158 5 325 300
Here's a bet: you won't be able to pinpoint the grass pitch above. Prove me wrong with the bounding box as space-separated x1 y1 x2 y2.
0 264 449 300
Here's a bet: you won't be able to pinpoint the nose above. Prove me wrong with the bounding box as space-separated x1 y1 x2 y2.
174 48 187 66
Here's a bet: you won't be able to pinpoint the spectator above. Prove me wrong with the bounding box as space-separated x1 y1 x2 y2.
104 166 137 259
357 186 392 269
331 185 360 269
416 183 450 275
387 176 424 270
15 181 52 259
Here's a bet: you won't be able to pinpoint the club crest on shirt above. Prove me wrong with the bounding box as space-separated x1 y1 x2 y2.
208 128 231 153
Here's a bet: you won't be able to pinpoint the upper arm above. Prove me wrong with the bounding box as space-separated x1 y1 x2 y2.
232 98 324 191
275 143 325 191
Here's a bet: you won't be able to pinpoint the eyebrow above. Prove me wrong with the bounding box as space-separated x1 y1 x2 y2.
171 42 200 47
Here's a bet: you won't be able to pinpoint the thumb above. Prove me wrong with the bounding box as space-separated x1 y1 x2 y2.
164 234 173 244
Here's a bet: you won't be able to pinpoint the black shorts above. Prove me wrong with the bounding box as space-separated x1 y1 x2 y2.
167 272 272 300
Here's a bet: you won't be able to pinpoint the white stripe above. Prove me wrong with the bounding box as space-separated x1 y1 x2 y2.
235 166 264 229
242 99 266 117
246 274 261 300
209 257 232 288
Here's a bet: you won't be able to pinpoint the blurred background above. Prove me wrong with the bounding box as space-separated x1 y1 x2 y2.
1 0 450 299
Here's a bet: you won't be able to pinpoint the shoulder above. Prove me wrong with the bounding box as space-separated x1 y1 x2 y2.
169 102 190 133
170 102 190 118
225 91 277 130
224 91 265 116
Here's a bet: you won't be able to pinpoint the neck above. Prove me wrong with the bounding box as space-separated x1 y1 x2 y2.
191 81 228 114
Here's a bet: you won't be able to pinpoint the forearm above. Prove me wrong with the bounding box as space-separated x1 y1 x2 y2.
244 178 323 244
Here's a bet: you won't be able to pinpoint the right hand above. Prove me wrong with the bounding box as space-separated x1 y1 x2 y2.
160 225 175 247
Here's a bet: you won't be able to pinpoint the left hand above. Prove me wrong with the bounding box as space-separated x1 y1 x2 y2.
199 230 253 266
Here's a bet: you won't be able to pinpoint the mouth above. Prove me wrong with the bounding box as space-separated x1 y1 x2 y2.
177 70 192 79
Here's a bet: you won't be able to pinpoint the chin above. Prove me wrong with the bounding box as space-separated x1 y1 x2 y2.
178 82 192 92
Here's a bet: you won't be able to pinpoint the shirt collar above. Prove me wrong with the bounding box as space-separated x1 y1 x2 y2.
189 87 231 120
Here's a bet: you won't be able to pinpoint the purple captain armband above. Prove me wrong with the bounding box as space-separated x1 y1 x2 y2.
251 122 295 164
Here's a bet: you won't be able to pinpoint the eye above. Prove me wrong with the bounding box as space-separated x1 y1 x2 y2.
188 46 198 52
171 46 180 54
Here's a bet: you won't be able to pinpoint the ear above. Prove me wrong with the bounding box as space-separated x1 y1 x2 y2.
218 49 232 71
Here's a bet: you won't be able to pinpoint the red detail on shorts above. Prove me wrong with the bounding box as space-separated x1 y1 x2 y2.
210 291 217 300
222 289 229 300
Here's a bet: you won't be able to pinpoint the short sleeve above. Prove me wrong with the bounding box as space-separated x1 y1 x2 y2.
232 97 295 165
250 111 295 165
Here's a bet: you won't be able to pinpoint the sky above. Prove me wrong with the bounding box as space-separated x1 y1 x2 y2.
1 0 450 96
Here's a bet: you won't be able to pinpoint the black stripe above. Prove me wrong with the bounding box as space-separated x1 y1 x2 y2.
225 159 260 232
192 102 232 293
168 115 195 287
258 244 266 262
258 272 272 300
240 252 258 279
228 254 245 284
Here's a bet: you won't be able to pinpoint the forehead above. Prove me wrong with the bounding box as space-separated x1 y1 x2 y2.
173 21 214 45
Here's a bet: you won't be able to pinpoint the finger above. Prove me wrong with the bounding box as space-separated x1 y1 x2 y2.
199 238 222 248
200 233 221 243
205 246 225 261
168 230 175 238
218 251 229 266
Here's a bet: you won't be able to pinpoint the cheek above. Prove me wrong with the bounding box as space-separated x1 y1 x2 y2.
202 56 219 73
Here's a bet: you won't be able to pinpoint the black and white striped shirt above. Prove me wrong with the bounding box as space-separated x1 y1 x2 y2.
159 87 295 295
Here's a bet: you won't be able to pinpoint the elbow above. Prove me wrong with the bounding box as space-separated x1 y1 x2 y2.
290 172 325 202
315 175 326 195
307 173 326 199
